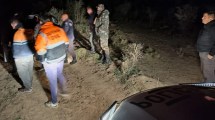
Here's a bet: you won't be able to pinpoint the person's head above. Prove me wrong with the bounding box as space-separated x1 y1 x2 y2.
202 11 215 24
61 13 69 22
87 6 93 15
39 13 51 24
10 19 22 29
97 4 105 13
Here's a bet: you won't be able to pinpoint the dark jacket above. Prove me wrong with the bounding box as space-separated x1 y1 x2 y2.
88 12 96 32
197 20 215 56
61 19 74 42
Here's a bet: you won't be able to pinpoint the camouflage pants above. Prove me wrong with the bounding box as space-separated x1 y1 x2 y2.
99 34 109 57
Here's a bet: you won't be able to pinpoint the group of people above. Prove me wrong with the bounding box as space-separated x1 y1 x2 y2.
9 3 110 108
8 3 215 109
87 4 111 64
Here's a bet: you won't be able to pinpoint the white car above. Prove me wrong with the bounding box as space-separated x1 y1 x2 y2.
100 83 215 120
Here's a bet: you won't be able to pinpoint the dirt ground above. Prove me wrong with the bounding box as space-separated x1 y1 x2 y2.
0 24 203 120
119 23 203 85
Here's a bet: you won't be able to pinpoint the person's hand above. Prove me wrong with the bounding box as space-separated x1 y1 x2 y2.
94 17 97 24
208 54 214 59
8 42 11 47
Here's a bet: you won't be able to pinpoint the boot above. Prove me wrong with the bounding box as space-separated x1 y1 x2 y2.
70 59 77 64
98 50 105 61
64 54 68 63
103 52 111 64
99 54 105 63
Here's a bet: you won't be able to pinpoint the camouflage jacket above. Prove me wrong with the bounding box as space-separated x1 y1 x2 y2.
95 9 109 35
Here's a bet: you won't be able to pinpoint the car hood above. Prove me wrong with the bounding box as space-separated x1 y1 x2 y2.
111 85 215 120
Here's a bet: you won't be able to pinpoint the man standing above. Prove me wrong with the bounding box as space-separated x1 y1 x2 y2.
87 6 96 53
197 10 215 82
95 3 110 64
35 14 69 108
11 19 34 92
61 13 77 64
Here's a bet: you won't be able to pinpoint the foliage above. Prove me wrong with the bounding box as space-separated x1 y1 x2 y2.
110 28 143 83
174 4 198 33
113 1 131 21
67 0 86 24
110 29 128 47
175 4 197 22
48 7 64 24
66 0 88 35
146 7 158 27
47 7 64 25
115 44 142 83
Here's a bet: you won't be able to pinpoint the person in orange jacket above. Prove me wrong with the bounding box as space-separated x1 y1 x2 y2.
10 19 34 92
35 14 69 108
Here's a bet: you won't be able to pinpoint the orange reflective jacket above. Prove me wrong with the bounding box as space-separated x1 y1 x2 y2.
13 28 34 58
35 22 69 63
13 28 34 42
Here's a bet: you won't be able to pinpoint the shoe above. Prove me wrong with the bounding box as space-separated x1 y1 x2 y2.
44 101 58 108
64 59 68 63
98 54 104 61
90 51 96 54
103 58 111 64
18 87 32 93
59 91 70 97
34 67 44 71
90 49 96 54
70 60 77 64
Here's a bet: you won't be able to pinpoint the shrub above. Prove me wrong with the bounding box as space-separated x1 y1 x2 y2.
113 1 131 21
67 0 89 35
117 43 142 83
174 4 198 33
67 0 86 24
47 7 64 25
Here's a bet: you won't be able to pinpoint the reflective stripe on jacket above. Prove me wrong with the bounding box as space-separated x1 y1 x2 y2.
35 22 69 63
12 28 34 58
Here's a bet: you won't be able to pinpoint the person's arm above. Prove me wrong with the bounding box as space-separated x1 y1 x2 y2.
35 33 47 62
94 17 97 25
208 28 215 59
100 10 109 31
60 28 69 45
62 22 70 34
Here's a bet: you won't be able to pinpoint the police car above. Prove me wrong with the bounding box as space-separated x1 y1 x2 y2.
100 83 215 120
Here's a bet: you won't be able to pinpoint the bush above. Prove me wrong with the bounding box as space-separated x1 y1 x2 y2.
113 1 131 21
67 0 86 24
47 7 64 25
111 28 143 83
67 0 89 35
174 4 198 33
